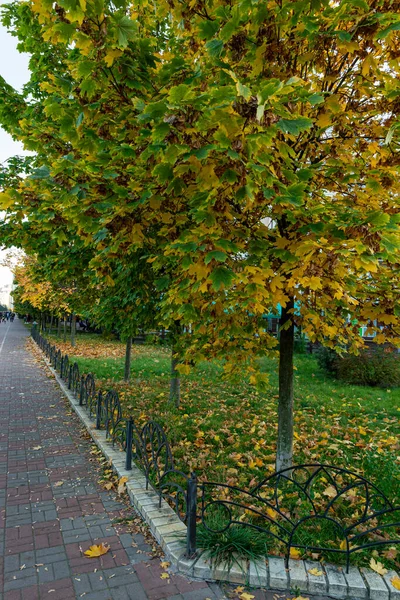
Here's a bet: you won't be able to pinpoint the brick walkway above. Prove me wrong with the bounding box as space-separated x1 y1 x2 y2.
0 320 328 600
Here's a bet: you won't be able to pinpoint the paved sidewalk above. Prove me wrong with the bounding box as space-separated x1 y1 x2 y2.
0 320 228 600
0 320 329 600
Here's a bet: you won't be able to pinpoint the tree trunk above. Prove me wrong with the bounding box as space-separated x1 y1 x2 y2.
71 313 76 347
169 349 180 408
49 314 54 334
124 337 132 382
276 298 295 472
63 314 67 342
57 317 61 337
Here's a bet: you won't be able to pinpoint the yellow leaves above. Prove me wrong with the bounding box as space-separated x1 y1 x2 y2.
188 262 210 281
308 568 323 576
362 54 377 77
391 576 400 590
358 426 367 436
160 572 169 580
290 547 301 559
0 192 15 210
198 164 219 190
104 49 123 67
240 594 255 600
316 112 331 128
84 543 110 558
369 558 388 575
322 485 336 498
117 476 128 495
176 363 191 375
160 561 170 569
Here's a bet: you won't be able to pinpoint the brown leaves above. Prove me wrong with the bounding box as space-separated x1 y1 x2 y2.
84 543 110 558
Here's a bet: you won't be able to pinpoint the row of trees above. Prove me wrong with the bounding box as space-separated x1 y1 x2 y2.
1 0 400 469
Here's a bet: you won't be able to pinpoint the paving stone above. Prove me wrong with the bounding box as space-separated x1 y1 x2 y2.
343 566 368 599
268 556 288 590
361 567 389 600
304 561 328 595
249 559 268 587
288 559 307 593
324 564 347 598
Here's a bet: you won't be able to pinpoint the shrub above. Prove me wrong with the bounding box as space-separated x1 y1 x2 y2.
318 346 400 387
316 346 340 375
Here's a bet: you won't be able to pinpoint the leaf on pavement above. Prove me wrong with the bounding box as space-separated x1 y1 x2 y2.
84 543 110 558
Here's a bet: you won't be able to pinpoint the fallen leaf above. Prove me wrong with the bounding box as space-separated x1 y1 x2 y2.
53 481 64 487
308 568 323 576
104 482 114 490
233 587 245 594
323 485 336 498
391 576 400 590
160 572 169 580
290 547 301 559
84 543 110 558
240 594 255 600
369 558 387 575
32 446 42 450
117 476 128 495
160 561 170 569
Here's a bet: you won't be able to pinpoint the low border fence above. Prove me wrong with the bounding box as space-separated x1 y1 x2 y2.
32 329 400 571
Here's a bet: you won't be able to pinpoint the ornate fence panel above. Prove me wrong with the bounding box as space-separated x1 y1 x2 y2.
200 464 400 572
80 373 96 409
69 362 81 395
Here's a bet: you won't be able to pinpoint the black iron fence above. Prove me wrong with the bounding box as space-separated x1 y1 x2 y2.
32 329 400 570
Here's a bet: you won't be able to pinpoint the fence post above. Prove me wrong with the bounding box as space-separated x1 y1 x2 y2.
186 472 197 558
125 418 133 471
79 376 84 406
95 393 102 430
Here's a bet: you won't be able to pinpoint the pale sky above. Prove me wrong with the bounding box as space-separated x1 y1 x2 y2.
0 10 31 292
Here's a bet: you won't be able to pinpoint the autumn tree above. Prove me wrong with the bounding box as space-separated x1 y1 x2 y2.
1 0 400 469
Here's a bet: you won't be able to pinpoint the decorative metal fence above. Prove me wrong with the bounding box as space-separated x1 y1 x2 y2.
31 329 400 570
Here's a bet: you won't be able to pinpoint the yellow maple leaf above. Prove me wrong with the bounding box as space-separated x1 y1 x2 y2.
160 561 170 569
160 572 169 580
117 476 128 495
240 593 255 600
290 547 301 559
308 568 323 576
369 558 388 575
323 485 337 498
391 576 400 590
84 543 110 558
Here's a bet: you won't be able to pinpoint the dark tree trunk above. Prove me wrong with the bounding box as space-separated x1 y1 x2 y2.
63 314 67 342
71 313 76 347
169 349 180 408
276 298 295 471
124 337 132 382
49 315 54 334
57 317 61 337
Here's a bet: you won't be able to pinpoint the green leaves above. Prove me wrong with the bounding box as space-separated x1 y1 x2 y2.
277 117 313 136
113 15 137 48
205 251 227 265
210 266 235 291
205 39 224 58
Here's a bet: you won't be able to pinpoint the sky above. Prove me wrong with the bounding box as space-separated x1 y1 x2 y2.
0 10 31 300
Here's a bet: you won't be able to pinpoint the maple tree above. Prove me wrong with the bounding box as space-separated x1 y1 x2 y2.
0 0 400 468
